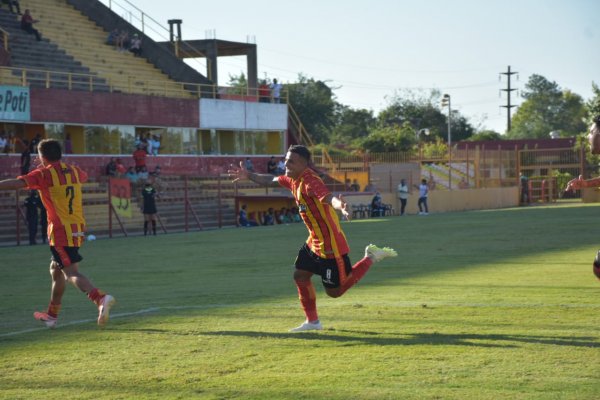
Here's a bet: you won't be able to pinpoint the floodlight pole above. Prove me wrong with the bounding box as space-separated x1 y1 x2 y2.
443 94 451 147
442 94 452 189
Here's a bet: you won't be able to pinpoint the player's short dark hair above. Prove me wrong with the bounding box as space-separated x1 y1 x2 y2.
288 145 311 162
593 115 600 125
38 139 62 162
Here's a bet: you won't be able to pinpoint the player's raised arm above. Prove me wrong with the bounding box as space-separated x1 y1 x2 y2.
228 161 279 187
0 178 27 191
329 193 351 221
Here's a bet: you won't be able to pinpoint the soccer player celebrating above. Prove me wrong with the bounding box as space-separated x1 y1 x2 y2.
566 115 600 280
0 139 115 328
228 145 397 332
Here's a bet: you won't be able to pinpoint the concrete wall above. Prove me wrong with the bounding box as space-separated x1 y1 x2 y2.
31 88 199 127
199 99 288 130
581 188 600 203
343 187 519 215
382 187 519 214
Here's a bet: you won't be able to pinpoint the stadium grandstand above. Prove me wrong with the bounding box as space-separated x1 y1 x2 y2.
0 0 315 244
0 0 586 246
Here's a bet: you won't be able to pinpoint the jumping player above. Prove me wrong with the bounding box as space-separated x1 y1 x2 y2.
0 139 116 328
566 115 600 280
228 145 397 332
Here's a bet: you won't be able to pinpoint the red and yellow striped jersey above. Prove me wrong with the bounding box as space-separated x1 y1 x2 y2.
19 161 88 247
278 169 349 259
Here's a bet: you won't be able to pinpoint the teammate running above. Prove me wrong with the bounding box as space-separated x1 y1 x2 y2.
0 139 115 328
228 145 397 332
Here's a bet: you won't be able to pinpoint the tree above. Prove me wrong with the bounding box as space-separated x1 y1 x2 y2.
586 82 600 121
330 105 375 145
286 74 337 144
227 72 248 94
508 74 587 138
376 89 475 144
359 123 416 153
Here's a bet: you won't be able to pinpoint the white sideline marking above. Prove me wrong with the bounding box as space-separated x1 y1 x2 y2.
1 301 599 338
0 307 160 338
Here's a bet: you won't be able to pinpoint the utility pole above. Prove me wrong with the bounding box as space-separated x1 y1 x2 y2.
500 65 518 132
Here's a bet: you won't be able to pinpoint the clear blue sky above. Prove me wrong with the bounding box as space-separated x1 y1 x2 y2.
105 0 599 134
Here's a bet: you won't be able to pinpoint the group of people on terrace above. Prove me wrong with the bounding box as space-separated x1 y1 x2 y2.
238 204 302 228
106 28 142 56
258 79 283 103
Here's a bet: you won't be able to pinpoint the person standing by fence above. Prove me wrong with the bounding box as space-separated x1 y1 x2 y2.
417 179 429 215
397 179 409 216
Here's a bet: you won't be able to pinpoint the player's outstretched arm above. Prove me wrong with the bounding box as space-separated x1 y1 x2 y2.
565 175 600 192
228 161 279 187
0 178 26 191
330 194 351 221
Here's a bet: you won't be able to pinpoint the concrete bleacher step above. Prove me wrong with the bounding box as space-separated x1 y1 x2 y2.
18 0 194 98
0 177 239 246
0 7 108 88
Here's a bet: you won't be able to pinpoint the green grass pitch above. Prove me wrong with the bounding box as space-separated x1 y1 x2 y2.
1 203 599 399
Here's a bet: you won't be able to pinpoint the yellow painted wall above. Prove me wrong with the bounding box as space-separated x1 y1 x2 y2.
582 188 600 203
343 187 519 215
266 131 282 154
24 124 45 142
219 131 235 154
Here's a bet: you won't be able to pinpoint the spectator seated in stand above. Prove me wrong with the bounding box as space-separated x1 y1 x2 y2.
370 192 385 217
20 9 41 41
267 156 277 175
115 158 126 176
129 33 142 56
278 207 292 224
350 179 360 192
106 28 119 46
116 30 129 52
276 158 285 175
105 157 117 177
150 165 161 178
291 207 302 223
263 207 275 225
148 135 160 155
244 157 254 172
137 166 149 183
133 145 147 173
125 167 139 184
238 204 258 227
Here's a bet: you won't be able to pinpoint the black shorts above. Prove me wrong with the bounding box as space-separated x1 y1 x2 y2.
143 205 157 214
50 246 83 268
294 244 351 288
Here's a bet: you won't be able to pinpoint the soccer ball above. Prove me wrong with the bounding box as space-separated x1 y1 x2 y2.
87 234 96 241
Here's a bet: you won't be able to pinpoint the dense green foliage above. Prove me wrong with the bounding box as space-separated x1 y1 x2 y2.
1 204 599 399
231 72 598 151
508 75 587 139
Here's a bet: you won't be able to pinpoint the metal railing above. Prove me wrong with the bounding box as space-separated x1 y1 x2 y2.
0 27 8 51
100 0 213 79
0 65 290 101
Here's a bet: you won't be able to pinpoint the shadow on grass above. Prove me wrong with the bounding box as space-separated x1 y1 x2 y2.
197 330 600 349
